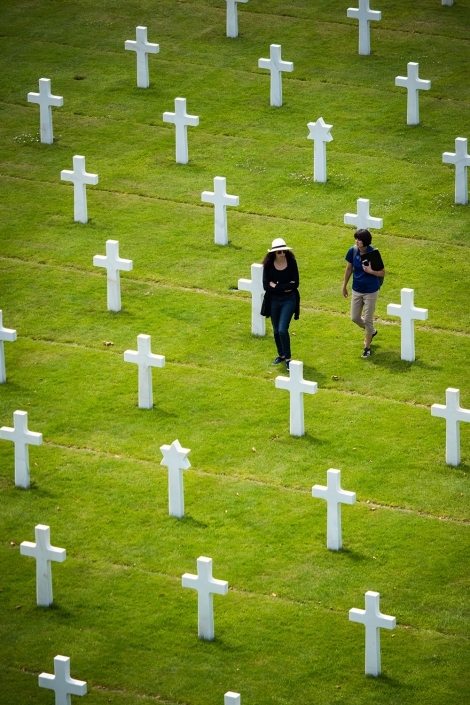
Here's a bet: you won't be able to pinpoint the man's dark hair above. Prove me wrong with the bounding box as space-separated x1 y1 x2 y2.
355 229 372 247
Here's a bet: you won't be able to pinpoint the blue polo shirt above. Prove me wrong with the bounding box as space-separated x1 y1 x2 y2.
345 246 380 294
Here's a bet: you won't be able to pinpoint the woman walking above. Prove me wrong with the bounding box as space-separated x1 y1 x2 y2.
262 238 300 371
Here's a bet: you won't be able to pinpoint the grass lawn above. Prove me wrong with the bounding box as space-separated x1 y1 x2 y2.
0 1 469 703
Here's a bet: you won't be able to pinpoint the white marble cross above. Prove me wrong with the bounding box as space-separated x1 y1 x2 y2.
344 198 383 230
347 0 381 55
182 556 228 640
160 439 191 517
238 263 265 336
349 591 395 676
395 62 431 125
275 361 318 437
312 469 356 550
225 693 240 705
20 525 66 606
442 0 453 5
39 655 87 705
163 98 199 164
125 26 160 88
258 44 294 107
0 410 42 488
387 288 428 362
93 240 133 312
431 388 470 466
0 310 17 384
443 137 470 205
27 78 63 144
201 176 239 245
307 117 333 182
226 0 248 37
60 155 98 224
124 334 165 409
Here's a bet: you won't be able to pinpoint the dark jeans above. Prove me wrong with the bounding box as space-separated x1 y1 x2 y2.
270 292 296 359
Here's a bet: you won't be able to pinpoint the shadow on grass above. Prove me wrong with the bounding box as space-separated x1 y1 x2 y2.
302 364 327 385
177 514 208 528
338 547 368 562
371 351 440 372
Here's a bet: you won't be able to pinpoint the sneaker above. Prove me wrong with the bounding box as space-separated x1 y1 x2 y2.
361 347 371 358
272 356 285 365
285 359 291 371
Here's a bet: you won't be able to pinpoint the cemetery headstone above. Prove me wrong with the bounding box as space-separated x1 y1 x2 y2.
395 62 431 125
238 263 265 336
182 556 228 640
226 0 248 38
27 78 63 144
258 44 294 107
39 655 87 704
347 0 381 55
125 26 160 88
225 693 240 705
344 198 383 230
0 310 17 384
307 117 333 182
387 288 428 362
349 591 396 676
60 155 98 224
431 388 470 466
312 469 356 550
20 524 66 606
275 361 318 436
160 439 191 518
0 410 42 488
201 177 239 245
124 334 165 409
442 0 453 5
163 98 199 164
93 240 133 312
442 137 470 205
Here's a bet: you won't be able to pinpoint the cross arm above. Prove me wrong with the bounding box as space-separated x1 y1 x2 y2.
210 577 229 595
224 194 239 207
339 489 356 505
185 114 199 127
182 573 199 589
311 484 328 499
201 191 216 204
237 278 253 293
275 375 290 391
442 152 458 165
258 58 273 70
346 7 360 18
27 430 43 445
395 76 409 89
377 614 396 629
431 403 448 419
349 607 366 623
0 328 17 342
162 111 176 123
20 541 37 558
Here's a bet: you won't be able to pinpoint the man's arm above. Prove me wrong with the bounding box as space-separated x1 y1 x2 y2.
342 262 353 298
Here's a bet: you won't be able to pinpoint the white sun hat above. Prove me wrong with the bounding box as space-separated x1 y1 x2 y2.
268 237 292 252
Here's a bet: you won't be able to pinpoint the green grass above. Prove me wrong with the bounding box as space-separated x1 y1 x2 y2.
0 0 469 703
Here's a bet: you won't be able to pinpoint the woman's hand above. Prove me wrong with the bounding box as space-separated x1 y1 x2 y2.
342 285 349 298
362 263 373 274
269 281 277 288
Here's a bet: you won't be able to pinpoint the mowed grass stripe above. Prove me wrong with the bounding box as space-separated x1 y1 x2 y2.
0 338 468 518
1 448 469 638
